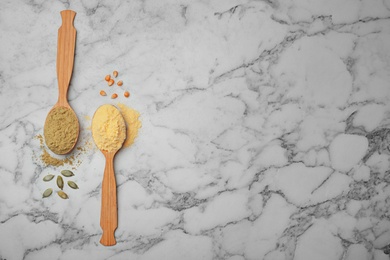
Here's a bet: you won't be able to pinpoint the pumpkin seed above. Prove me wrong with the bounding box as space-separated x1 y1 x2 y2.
57 175 64 190
42 188 53 198
43 174 55 182
67 181 79 189
57 191 69 199
61 170 74 177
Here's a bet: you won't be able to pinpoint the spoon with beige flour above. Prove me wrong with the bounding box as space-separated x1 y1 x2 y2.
44 10 79 155
92 104 127 246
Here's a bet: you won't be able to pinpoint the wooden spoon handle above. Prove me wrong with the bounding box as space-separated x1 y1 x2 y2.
100 152 118 246
57 10 76 107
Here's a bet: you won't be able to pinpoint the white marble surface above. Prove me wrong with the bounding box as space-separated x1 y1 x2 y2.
1 0 390 259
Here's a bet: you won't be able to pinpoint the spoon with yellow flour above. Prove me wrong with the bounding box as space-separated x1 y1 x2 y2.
92 104 126 246
44 10 79 155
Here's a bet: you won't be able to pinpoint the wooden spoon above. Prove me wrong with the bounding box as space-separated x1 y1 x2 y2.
44 10 79 154
91 105 127 246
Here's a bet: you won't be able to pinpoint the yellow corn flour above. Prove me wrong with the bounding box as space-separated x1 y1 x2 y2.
117 103 142 148
92 104 126 152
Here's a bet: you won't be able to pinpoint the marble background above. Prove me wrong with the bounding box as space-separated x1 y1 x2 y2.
1 0 390 259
